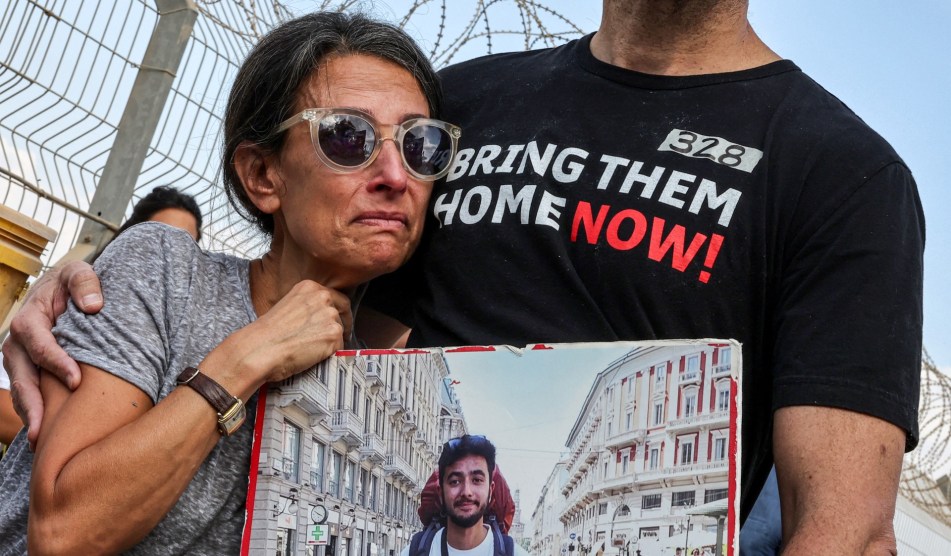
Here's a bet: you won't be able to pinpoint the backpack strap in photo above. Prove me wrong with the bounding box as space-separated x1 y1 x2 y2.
486 515 515 556
411 520 442 556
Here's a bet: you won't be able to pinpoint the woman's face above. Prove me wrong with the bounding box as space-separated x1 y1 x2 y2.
268 54 433 288
148 207 199 241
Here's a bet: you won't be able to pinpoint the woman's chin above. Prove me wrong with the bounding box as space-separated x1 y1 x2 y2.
364 256 406 279
337 255 405 286
363 240 416 273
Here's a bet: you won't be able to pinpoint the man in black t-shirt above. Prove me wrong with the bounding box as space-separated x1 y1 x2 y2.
4 1 922 554
361 2 922 553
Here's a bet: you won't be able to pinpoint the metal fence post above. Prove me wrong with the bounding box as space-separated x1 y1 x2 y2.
74 0 199 257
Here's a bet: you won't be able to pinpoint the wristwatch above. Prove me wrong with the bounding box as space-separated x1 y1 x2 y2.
176 366 246 436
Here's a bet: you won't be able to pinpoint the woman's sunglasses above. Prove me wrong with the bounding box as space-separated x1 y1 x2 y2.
275 108 462 181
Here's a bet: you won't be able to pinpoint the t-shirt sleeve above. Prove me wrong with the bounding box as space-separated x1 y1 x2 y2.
772 161 924 449
52 223 198 403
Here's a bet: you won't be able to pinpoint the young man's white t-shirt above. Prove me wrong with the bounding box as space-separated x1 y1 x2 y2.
400 525 530 556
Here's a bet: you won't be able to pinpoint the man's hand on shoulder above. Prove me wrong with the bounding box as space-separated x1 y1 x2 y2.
2 260 102 447
774 405 904 555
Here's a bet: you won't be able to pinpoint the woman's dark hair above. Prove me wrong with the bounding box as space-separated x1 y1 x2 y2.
438 435 497 483
116 186 203 241
223 12 443 236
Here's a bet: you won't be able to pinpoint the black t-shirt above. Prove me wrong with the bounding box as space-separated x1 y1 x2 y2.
367 34 924 521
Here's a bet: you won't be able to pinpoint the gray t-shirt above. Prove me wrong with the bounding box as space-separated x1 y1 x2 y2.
0 223 258 555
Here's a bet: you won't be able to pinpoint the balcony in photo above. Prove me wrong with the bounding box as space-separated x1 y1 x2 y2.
605 428 646 450
386 390 407 415
383 453 416 486
680 368 700 384
661 460 729 481
665 409 729 433
599 474 636 496
359 432 386 463
275 369 331 418
402 411 418 432
330 409 364 448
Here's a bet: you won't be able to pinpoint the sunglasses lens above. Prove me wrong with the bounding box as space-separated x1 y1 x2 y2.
403 124 454 177
317 114 376 167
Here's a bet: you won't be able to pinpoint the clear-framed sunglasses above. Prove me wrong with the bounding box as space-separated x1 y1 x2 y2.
275 108 462 181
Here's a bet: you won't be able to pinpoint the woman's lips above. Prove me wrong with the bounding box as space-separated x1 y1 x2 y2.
354 212 408 229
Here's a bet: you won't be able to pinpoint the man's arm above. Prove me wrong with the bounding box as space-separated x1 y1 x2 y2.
774 406 904 555
1 260 102 445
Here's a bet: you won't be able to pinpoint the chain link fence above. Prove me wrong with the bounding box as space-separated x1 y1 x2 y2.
0 0 583 265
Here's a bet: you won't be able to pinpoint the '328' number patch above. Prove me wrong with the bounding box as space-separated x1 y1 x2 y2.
658 129 763 173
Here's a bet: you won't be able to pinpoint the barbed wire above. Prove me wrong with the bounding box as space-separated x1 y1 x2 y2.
900 350 951 527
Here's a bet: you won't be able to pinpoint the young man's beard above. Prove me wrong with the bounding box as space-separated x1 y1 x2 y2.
446 501 487 529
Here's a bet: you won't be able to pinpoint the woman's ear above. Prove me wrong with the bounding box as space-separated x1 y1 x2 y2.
232 140 283 215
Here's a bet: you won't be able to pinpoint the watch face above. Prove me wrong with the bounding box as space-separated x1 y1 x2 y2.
218 401 247 436
312 504 328 524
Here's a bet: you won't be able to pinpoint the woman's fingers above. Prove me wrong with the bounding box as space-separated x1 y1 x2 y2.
251 281 351 382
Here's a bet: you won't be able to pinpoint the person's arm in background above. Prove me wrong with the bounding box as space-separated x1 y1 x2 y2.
0 371 23 444
0 390 21 445
774 407 904 554
1 260 101 446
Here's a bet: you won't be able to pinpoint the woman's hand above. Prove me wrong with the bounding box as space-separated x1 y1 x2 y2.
250 279 352 382
201 280 352 400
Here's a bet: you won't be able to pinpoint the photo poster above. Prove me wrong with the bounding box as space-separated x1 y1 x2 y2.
242 339 741 556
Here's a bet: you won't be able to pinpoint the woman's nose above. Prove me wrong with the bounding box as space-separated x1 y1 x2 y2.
368 139 409 193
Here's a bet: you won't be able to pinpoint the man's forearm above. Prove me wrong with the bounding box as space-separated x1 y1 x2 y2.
775 406 903 555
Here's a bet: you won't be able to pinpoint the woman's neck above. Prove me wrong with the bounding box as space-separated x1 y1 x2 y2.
248 240 358 317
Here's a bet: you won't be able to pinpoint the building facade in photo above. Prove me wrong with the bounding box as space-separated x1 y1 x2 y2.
533 343 736 556
531 463 569 556
249 351 467 556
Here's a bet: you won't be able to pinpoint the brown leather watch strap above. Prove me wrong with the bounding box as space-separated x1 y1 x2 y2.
176 366 239 415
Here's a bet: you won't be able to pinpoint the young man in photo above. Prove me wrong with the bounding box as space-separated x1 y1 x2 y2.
404 435 528 556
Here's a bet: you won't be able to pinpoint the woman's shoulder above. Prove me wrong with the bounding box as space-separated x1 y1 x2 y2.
97 224 252 326
101 222 201 262
98 222 246 281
